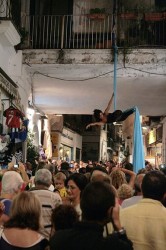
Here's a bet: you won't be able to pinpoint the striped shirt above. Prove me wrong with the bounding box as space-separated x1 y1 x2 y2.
30 189 62 239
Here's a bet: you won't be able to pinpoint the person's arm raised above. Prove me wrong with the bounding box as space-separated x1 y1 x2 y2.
121 168 136 189
104 93 114 115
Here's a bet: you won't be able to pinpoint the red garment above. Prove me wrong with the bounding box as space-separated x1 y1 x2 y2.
3 107 24 128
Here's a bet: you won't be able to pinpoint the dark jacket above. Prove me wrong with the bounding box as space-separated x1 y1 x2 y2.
50 221 133 250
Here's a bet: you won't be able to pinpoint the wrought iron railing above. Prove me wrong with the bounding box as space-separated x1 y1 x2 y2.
10 13 166 49
21 14 112 49
117 12 166 47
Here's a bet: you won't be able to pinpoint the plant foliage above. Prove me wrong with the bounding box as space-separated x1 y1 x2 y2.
27 131 39 169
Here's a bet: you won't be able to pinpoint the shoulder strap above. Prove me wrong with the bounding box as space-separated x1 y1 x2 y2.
0 226 4 239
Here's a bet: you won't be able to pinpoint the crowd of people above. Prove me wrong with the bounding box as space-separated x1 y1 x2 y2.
0 157 166 250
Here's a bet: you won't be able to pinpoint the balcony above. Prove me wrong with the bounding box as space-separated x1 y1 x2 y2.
20 14 112 50
0 7 164 50
0 0 165 50
19 13 166 50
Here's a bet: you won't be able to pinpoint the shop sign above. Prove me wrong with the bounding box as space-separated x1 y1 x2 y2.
62 132 73 141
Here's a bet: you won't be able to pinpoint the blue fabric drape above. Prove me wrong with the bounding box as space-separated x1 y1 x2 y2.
133 107 145 173
122 107 145 172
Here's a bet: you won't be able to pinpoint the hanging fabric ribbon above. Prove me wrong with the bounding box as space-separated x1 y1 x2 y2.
133 107 145 173
121 106 145 173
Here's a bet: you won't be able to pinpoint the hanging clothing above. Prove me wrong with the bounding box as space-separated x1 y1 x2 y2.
15 150 23 163
3 106 24 128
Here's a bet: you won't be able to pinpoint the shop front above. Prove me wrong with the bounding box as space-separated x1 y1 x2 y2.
59 127 82 162
146 126 163 167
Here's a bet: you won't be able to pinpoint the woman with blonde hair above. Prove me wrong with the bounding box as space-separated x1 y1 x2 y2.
0 191 49 249
117 183 134 205
110 167 136 190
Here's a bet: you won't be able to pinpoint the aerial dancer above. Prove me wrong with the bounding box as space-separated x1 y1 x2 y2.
86 93 134 129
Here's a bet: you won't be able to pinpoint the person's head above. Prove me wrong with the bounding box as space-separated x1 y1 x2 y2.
1 171 24 197
44 163 55 175
141 170 166 201
54 172 66 190
80 181 115 223
74 162 80 171
105 160 116 174
4 191 41 230
134 173 145 195
79 167 86 174
90 165 108 178
124 163 134 183
91 172 111 184
93 109 103 122
51 204 79 231
26 162 32 170
90 167 111 185
61 161 70 171
117 184 133 201
86 164 94 173
124 163 134 171
110 170 127 189
65 173 88 203
35 168 52 188
36 161 47 171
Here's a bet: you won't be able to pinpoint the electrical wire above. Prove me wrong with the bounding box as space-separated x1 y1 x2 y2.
32 68 121 81
31 66 166 82
125 66 166 76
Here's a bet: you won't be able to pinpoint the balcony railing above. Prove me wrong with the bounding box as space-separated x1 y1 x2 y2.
20 14 166 49
117 12 166 47
21 14 112 49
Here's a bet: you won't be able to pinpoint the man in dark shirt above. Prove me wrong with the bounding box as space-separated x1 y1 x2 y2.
50 181 133 250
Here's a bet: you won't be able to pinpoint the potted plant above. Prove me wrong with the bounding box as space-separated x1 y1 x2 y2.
87 8 107 20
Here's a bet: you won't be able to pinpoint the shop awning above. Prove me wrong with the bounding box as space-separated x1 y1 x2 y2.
0 67 18 98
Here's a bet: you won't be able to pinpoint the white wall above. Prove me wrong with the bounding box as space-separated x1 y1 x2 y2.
8 51 32 112
0 20 31 114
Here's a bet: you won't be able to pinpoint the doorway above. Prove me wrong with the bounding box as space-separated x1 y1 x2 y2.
29 0 73 48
